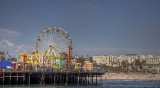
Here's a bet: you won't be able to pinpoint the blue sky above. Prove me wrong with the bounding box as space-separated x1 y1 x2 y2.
0 0 160 57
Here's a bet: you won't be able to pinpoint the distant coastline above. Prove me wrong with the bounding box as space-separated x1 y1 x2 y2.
102 73 160 80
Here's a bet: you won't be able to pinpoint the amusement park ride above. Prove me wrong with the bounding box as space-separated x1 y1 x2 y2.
17 27 72 71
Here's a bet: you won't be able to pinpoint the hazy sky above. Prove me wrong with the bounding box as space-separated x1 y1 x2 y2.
0 0 160 57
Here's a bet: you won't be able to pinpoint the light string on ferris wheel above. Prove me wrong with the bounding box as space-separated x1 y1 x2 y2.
54 38 68 53
38 38 50 53
52 29 69 51
56 32 67 51
45 31 68 56
47 28 69 53
36 27 71 55
47 30 62 52
39 29 53 53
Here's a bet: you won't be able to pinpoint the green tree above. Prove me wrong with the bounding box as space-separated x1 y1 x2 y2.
135 59 144 69
121 60 127 68
121 60 129 72
76 57 85 65
134 59 146 73
100 64 107 69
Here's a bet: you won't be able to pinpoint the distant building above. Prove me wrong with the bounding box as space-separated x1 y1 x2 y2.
74 55 81 59
92 56 107 65
92 54 160 73
92 55 115 66
83 60 93 70
75 63 82 70
145 56 160 73
118 54 146 65
146 56 160 64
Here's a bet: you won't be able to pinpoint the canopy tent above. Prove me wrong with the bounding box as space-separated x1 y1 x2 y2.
0 62 13 68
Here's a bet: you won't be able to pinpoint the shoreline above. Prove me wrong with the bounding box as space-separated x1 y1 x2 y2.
101 73 160 80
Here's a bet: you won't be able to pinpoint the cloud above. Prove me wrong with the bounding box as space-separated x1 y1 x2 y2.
0 29 22 48
0 39 16 54
0 29 21 36
0 39 14 47
0 29 33 56
0 39 33 56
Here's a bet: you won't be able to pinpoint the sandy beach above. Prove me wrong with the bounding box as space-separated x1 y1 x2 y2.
102 73 160 80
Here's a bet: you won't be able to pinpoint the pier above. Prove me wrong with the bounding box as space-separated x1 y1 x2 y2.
0 70 104 85
0 27 105 85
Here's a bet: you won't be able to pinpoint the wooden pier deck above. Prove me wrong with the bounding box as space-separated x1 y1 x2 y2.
0 70 104 85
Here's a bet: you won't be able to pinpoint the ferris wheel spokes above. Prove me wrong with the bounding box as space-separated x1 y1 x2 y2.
35 26 72 69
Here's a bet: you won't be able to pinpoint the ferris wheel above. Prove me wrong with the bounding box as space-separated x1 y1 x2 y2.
35 27 72 58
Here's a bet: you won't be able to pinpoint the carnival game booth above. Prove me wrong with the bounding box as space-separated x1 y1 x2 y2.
17 53 70 71
18 53 43 71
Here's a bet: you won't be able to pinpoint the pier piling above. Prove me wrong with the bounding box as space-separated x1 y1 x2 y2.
0 71 104 85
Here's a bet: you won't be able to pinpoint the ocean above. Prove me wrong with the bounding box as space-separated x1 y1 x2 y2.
0 80 160 88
